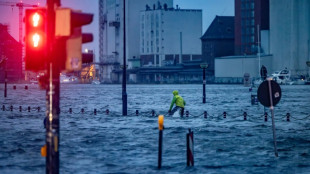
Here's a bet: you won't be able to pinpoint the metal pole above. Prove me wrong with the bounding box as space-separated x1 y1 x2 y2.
268 80 278 157
202 68 206 103
46 0 61 173
4 70 7 98
122 0 127 116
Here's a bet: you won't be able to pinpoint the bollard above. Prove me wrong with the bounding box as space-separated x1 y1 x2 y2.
186 111 189 117
158 115 164 169
204 111 207 119
264 112 268 122
38 107 41 112
19 106 22 112
152 110 155 116
243 112 247 120
186 128 194 166
13 86 16 90
223 111 227 118
286 113 290 122
106 109 109 115
28 106 31 112
136 110 139 116
81 108 84 114
2 105 5 111
69 108 72 114
25 86 28 90
10 105 13 112
94 109 97 115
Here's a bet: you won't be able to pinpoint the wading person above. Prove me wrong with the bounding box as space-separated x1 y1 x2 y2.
168 90 186 116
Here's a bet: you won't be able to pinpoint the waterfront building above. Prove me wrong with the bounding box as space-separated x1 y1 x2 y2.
234 0 269 55
269 0 310 76
201 16 235 77
0 24 23 82
136 4 202 83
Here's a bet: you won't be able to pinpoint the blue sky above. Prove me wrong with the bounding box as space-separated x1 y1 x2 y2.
0 0 234 59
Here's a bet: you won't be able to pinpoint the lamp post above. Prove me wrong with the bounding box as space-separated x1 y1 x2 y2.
122 0 127 115
200 63 208 103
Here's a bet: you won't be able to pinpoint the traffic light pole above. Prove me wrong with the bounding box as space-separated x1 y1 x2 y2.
46 0 60 173
122 0 127 116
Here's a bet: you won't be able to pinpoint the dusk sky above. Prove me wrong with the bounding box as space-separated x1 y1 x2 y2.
0 0 234 59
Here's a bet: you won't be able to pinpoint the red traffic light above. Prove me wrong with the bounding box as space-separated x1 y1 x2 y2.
25 8 47 71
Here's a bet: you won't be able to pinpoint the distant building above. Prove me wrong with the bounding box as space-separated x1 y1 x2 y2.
99 0 173 83
0 24 23 83
234 0 269 55
135 5 202 83
201 16 235 76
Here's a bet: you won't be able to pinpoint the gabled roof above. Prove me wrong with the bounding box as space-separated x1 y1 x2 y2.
201 16 234 40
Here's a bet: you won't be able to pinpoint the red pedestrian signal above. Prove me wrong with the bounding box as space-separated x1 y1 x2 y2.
25 9 47 71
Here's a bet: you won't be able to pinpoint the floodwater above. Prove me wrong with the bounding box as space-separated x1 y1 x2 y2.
0 83 310 173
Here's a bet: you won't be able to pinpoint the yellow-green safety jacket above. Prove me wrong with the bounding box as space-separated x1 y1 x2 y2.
169 90 186 110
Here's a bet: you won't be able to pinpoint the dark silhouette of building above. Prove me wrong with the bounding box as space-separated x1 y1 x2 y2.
0 24 23 82
201 16 235 76
234 0 269 55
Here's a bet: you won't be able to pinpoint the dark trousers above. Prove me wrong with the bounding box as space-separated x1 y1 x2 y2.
170 106 184 116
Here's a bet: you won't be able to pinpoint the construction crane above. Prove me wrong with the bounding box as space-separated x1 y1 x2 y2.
0 1 39 44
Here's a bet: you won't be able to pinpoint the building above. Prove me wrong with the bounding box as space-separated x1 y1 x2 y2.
201 16 235 76
234 0 269 55
99 0 173 83
136 5 202 83
0 24 23 83
269 0 310 76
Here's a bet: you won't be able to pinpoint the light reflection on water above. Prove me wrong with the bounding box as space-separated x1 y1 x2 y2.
0 84 310 173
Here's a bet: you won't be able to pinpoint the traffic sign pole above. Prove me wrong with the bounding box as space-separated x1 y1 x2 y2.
268 80 278 157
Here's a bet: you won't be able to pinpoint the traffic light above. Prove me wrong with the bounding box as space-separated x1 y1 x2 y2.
55 8 93 71
25 8 47 71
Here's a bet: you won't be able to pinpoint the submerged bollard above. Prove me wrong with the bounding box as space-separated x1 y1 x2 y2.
106 109 109 115
19 106 22 112
69 108 72 114
204 111 207 119
264 112 268 122
158 115 164 169
186 111 189 117
243 112 247 120
81 108 84 114
10 105 13 112
136 110 139 116
223 111 227 118
28 106 31 112
186 128 194 166
37 107 41 112
152 110 155 116
286 113 290 122
13 86 16 90
25 86 28 90
2 105 5 111
94 109 97 115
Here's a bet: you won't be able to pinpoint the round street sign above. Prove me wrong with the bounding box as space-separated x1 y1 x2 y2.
257 80 282 107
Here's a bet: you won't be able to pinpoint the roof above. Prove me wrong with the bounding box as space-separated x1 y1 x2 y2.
201 16 234 40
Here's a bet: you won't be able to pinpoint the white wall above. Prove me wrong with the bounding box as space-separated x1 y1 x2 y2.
215 55 273 78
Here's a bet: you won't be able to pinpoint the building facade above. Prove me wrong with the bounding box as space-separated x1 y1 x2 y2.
270 0 310 76
0 24 23 83
234 0 269 55
201 16 235 76
99 0 173 83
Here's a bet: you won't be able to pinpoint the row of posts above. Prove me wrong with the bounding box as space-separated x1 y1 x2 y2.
0 106 293 121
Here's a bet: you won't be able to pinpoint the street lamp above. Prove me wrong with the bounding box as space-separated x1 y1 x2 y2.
200 63 208 103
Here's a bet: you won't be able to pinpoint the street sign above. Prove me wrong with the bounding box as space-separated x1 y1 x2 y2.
257 80 281 107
